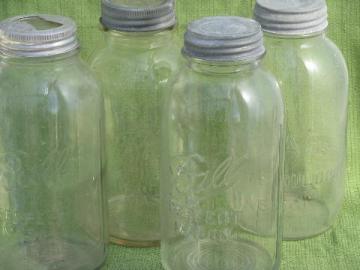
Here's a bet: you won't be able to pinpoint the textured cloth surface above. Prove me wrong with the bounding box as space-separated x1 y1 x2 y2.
0 1 359 269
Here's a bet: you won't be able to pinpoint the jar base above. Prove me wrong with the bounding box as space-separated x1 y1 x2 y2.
0 237 105 270
283 191 336 240
162 239 275 270
108 195 160 247
110 236 160 248
283 225 333 241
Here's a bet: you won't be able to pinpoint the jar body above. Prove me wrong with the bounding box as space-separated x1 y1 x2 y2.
90 30 179 246
263 34 348 240
161 60 284 270
0 53 106 269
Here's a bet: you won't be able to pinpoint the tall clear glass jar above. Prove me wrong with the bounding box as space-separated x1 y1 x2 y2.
161 16 284 270
0 15 106 269
254 0 349 240
90 0 179 247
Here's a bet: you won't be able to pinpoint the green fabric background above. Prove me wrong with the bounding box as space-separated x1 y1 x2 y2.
0 0 359 269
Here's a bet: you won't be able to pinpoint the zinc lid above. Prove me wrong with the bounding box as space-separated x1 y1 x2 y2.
183 16 265 62
254 0 328 36
0 14 79 58
101 0 176 32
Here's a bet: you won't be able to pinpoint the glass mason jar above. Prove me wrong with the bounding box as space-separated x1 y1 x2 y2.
0 15 106 269
254 0 349 240
161 17 284 270
90 0 179 247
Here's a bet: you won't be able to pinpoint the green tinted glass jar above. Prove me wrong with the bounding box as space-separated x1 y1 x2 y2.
0 15 106 269
255 0 349 240
90 0 179 247
161 16 284 270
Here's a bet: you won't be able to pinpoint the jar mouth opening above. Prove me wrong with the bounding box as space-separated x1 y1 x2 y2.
100 17 177 33
263 28 327 39
182 50 265 66
182 53 264 75
100 19 176 33
0 44 80 59
0 48 80 62
101 24 176 49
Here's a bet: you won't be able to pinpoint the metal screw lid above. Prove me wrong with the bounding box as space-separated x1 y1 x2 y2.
183 16 265 62
101 0 176 32
254 0 328 36
0 14 79 58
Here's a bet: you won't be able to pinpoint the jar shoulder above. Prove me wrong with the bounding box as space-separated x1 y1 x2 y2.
323 37 349 79
264 36 348 84
90 40 180 65
176 65 282 96
0 56 101 98
171 65 284 116
90 42 181 91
